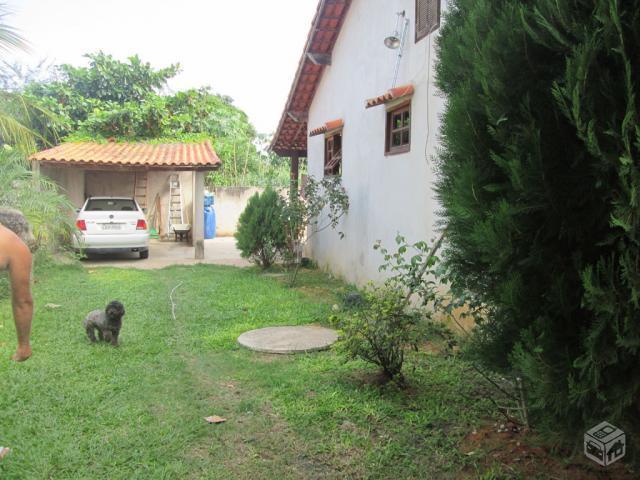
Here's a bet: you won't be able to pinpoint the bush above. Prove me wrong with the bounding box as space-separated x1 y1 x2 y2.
235 188 286 269
436 0 640 445
0 150 74 254
331 284 425 384
282 175 349 286
331 235 448 384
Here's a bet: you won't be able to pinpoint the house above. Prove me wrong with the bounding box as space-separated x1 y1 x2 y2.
272 0 445 285
29 140 221 259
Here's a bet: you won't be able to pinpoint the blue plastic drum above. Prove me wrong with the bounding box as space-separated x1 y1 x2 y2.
204 193 216 239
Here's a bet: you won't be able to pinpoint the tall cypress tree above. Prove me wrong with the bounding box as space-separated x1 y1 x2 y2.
436 0 640 446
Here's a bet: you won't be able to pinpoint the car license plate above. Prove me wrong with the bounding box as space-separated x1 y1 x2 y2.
101 223 122 230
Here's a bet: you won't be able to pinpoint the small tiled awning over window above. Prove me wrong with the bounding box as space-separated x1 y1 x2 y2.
365 85 414 109
309 119 344 137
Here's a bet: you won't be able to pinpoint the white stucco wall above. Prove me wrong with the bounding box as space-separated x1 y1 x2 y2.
211 187 264 236
306 0 447 286
41 165 85 208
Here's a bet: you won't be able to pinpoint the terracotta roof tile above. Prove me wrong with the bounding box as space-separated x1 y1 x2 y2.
365 85 415 109
29 141 221 170
309 119 344 137
271 0 352 156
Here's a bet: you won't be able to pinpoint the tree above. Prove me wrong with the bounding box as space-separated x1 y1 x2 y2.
57 52 179 103
436 0 640 448
23 52 290 186
0 3 59 153
0 3 25 54
0 58 58 92
23 52 180 138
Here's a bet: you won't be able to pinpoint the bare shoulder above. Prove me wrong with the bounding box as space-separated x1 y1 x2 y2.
0 226 16 268
0 224 21 246
0 225 30 266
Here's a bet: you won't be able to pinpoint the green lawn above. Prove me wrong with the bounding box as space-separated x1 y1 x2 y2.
0 263 493 479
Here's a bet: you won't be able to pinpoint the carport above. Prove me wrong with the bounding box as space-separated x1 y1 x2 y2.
29 140 221 259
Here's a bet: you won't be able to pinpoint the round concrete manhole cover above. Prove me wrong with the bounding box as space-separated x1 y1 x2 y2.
237 325 338 354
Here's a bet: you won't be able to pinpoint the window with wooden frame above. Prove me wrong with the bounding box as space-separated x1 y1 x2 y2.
385 104 411 155
324 132 342 176
415 0 441 42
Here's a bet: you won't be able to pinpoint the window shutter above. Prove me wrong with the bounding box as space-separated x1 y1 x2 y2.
415 0 440 42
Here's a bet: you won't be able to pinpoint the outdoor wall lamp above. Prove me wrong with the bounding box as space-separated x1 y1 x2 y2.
384 10 410 87
384 10 407 49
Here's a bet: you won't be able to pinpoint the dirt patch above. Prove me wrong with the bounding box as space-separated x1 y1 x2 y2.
219 381 238 390
345 369 405 390
459 423 636 479
296 285 336 303
344 368 428 395
346 369 395 388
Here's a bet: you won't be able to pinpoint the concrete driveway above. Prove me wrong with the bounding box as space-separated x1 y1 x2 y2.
81 236 250 269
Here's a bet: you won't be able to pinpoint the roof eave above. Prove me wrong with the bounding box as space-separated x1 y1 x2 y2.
29 140 222 170
270 0 352 157
33 159 221 171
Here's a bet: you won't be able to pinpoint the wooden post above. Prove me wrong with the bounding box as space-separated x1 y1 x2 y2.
290 154 299 198
193 170 205 259
31 160 41 191
31 160 40 176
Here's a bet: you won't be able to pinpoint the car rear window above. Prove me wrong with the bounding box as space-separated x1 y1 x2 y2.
85 199 138 211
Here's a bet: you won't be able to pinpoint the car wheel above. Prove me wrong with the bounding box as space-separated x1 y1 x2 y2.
139 250 149 259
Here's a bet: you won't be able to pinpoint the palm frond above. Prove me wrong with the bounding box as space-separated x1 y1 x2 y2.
0 3 29 54
0 108 37 152
0 91 63 152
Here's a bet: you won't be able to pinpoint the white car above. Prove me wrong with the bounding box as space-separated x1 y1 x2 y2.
74 197 150 259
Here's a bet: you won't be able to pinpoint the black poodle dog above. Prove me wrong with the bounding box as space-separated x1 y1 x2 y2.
83 300 125 346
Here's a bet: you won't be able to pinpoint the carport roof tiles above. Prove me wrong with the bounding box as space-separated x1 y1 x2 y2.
29 141 222 170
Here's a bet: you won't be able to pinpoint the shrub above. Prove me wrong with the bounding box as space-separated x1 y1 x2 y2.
331 235 447 384
436 0 640 445
235 188 286 269
331 284 425 384
282 175 349 286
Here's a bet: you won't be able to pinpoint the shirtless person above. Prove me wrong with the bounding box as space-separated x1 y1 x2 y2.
0 208 34 362
0 209 34 460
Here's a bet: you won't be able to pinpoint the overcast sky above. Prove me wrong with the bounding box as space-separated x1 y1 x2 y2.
3 0 319 134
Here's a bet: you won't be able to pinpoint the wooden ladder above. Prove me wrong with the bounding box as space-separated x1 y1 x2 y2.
133 172 148 211
168 174 185 233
